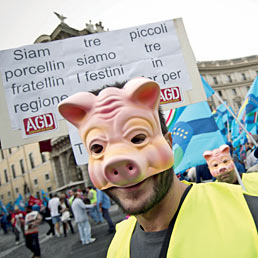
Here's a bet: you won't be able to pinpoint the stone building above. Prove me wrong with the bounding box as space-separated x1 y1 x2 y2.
199 55 258 112
0 143 56 204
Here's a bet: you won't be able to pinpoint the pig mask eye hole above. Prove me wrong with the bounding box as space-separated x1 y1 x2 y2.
90 144 103 154
131 134 146 144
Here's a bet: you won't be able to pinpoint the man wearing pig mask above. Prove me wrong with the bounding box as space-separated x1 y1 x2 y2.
203 144 258 196
58 77 258 258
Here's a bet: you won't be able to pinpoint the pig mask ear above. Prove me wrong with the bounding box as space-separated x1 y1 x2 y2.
219 144 230 155
124 78 160 110
58 92 95 128
203 150 213 162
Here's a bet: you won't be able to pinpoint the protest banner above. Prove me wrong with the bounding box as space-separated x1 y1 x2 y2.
0 18 206 152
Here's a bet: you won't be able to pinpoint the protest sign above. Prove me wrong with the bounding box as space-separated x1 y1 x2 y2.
0 18 206 149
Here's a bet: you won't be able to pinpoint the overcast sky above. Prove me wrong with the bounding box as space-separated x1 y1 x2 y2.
1 0 258 61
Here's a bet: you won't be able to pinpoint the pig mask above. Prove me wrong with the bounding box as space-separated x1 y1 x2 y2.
58 77 174 190
203 144 234 177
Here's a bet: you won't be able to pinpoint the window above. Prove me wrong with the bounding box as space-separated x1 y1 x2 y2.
20 159 25 174
213 76 218 84
47 187 52 192
4 169 8 183
8 148 12 154
246 86 250 91
15 187 19 193
1 194 3 200
34 178 38 186
242 73 247 80
41 153 46 163
218 91 223 97
11 164 16 179
0 150 4 160
29 153 35 169
232 89 237 95
8 191 11 197
45 174 50 181
236 101 242 109
227 75 232 83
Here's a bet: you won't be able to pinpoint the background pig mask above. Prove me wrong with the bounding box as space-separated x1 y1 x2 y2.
203 144 236 183
58 78 174 190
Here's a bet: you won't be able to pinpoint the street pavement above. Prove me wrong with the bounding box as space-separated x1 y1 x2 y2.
0 204 126 258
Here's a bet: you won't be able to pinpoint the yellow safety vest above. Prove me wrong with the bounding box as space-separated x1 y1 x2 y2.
90 189 97 204
242 172 258 196
107 182 258 258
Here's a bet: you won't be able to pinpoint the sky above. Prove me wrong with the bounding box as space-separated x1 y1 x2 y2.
1 0 258 61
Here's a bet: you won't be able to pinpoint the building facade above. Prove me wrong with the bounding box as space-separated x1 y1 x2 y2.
198 55 258 112
0 143 56 204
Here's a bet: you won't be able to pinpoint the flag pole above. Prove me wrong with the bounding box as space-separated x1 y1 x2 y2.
213 92 258 147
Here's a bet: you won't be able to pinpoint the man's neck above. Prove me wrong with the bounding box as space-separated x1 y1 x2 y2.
136 174 188 232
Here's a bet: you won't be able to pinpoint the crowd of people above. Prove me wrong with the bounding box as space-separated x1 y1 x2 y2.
0 186 115 258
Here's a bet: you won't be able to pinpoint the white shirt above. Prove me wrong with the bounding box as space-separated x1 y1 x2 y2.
48 197 60 217
71 198 94 223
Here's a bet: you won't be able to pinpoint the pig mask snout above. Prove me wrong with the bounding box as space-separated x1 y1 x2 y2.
104 157 143 186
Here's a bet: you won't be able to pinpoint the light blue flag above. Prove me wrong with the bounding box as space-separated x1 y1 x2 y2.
41 189 50 206
6 202 14 213
201 76 215 98
167 101 226 174
236 77 258 133
212 102 234 142
14 194 25 211
0 200 7 214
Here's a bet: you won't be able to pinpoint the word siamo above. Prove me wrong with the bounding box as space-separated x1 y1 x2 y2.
23 113 56 135
160 87 182 104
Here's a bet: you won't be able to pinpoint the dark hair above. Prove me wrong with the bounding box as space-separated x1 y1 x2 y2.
89 81 168 135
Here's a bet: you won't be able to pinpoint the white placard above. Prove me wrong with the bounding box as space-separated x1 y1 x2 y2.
0 18 206 149
66 122 88 165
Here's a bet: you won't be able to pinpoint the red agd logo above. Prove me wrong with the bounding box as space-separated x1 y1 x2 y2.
160 87 182 104
23 113 56 135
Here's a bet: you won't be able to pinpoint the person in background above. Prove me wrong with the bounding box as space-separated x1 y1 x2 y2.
71 191 96 245
24 205 42 258
42 201 55 237
97 189 115 234
86 186 103 224
59 193 75 237
204 144 258 195
11 205 25 245
245 135 258 169
48 193 61 237
0 211 8 234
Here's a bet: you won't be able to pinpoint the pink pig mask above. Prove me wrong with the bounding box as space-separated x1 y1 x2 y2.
203 144 235 177
58 77 174 190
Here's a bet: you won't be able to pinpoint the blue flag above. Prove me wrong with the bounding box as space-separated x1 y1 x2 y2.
237 77 258 134
201 76 215 98
41 189 50 206
0 200 7 214
212 102 234 142
6 202 14 213
166 101 226 174
14 194 25 211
